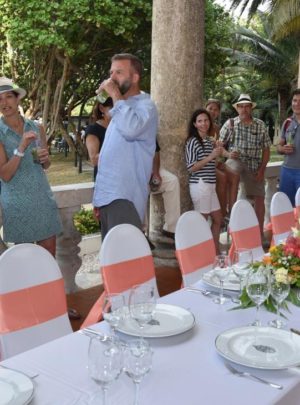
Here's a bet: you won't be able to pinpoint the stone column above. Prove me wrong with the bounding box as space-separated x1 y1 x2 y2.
150 0 205 234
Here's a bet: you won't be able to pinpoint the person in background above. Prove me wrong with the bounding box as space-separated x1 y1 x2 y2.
220 94 271 234
0 77 62 256
206 98 239 221
148 140 180 240
277 88 300 206
185 108 223 253
0 77 81 320
85 97 113 180
93 53 158 240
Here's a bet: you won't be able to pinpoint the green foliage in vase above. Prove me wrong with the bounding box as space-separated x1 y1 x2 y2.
73 208 99 236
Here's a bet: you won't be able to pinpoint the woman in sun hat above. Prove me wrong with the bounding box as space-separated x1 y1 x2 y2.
0 77 62 256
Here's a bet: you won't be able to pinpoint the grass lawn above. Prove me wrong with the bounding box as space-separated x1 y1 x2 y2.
46 150 93 186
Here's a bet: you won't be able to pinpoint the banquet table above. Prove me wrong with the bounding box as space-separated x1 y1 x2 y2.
2 280 300 405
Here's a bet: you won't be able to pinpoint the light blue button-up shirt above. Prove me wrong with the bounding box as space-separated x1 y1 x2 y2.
93 92 158 220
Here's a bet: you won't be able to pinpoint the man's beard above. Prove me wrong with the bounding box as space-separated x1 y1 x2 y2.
119 79 131 95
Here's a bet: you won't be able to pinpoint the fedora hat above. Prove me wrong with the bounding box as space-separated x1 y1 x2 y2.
232 94 256 109
0 77 26 99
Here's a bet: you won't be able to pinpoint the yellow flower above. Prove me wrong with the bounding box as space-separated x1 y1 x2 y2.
275 267 289 283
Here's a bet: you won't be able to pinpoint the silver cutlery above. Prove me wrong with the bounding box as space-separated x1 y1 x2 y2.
80 328 112 341
225 362 283 390
184 287 232 299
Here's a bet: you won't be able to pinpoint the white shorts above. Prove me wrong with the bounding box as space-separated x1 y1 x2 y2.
189 179 220 214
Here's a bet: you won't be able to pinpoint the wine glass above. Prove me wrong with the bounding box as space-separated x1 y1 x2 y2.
129 284 156 340
124 339 153 405
102 293 126 335
88 337 123 405
212 254 231 304
269 270 290 328
246 266 270 326
232 249 253 304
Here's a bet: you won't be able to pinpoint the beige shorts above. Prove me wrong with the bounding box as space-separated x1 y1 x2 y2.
190 179 220 214
225 159 265 197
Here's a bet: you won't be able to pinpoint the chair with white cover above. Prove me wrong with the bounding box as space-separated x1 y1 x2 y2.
175 211 216 287
81 224 158 329
229 199 264 261
295 187 300 219
270 191 295 246
0 244 72 360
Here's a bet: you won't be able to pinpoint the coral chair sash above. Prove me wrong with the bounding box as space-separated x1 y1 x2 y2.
80 255 155 329
102 255 155 294
0 279 67 334
229 225 262 260
176 239 216 275
271 212 295 235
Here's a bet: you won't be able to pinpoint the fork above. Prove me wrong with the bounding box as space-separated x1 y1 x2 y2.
225 362 283 390
184 287 232 299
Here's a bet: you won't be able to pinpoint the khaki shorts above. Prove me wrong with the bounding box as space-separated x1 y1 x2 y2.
225 159 265 197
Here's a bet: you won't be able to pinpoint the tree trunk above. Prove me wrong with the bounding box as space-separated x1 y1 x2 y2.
150 0 205 234
298 49 300 88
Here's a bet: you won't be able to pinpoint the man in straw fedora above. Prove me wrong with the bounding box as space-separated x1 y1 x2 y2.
219 94 272 234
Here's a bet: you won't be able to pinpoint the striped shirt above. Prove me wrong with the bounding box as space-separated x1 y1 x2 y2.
185 136 216 184
219 116 271 172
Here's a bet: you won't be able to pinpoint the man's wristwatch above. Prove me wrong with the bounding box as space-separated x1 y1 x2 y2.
13 148 25 157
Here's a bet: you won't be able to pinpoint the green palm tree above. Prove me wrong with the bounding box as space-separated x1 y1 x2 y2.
230 0 300 85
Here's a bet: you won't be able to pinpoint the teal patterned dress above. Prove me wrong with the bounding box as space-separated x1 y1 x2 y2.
0 118 62 243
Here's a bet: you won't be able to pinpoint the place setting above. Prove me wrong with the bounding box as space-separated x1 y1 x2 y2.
0 367 35 405
214 263 300 389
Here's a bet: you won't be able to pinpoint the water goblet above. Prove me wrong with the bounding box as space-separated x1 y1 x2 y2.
129 284 156 340
102 293 126 335
212 254 231 305
269 270 290 328
88 337 123 405
246 266 270 326
232 249 253 304
124 339 153 405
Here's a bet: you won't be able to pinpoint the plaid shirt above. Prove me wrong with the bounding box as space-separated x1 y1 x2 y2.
219 116 271 172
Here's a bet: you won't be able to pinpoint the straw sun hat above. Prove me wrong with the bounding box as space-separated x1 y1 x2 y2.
0 77 26 99
232 93 256 110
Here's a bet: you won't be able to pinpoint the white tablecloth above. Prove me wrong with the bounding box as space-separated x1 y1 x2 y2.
2 280 300 405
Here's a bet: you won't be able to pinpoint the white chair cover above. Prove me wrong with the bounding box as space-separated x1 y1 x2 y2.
270 191 294 245
175 211 215 286
0 244 72 360
229 199 264 261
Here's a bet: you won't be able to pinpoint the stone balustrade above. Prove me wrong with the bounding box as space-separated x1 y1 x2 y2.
0 162 282 293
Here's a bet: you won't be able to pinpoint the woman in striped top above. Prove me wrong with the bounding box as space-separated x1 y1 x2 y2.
185 108 223 253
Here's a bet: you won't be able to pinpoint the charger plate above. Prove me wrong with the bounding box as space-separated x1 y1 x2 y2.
0 368 34 405
202 269 240 291
215 326 300 369
116 304 195 338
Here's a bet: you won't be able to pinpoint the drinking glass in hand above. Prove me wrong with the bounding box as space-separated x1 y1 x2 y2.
246 267 270 326
129 284 156 340
212 255 231 305
88 337 123 405
232 249 253 304
269 271 290 328
124 339 153 405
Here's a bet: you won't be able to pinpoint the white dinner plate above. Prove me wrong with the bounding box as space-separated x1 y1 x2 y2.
116 304 195 338
0 368 34 405
202 269 240 291
215 326 300 369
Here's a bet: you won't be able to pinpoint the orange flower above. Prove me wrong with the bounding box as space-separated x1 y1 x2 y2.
262 256 272 265
291 265 300 272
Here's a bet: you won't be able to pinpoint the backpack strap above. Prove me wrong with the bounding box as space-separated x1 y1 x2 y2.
283 117 292 133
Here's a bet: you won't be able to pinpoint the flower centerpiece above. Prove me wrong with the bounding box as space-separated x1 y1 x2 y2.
237 225 300 313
